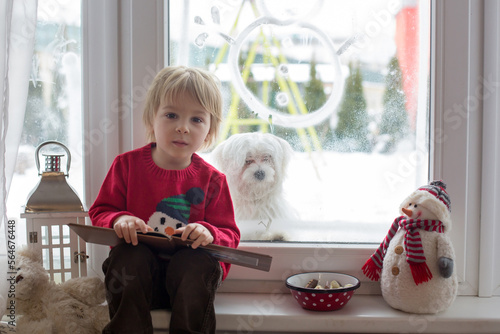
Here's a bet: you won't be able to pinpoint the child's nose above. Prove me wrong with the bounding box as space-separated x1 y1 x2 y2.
176 124 189 133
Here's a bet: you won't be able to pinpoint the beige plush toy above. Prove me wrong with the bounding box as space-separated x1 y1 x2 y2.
362 181 458 313
13 247 109 333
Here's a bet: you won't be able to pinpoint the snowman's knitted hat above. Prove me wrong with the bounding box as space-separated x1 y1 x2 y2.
399 180 452 230
156 187 204 224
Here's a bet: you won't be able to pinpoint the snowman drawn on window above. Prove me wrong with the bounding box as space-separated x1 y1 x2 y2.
147 187 205 236
194 2 345 129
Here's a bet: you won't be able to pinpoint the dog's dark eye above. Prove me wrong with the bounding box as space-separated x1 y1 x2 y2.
245 159 254 165
262 155 271 163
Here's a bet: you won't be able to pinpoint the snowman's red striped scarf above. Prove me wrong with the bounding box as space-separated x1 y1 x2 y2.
362 216 445 285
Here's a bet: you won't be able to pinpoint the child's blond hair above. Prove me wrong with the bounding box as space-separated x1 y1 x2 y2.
143 66 223 150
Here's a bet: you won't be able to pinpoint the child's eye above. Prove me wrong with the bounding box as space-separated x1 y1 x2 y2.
192 117 203 123
165 113 177 119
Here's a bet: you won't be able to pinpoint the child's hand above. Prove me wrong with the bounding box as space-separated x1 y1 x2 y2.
175 223 214 249
113 215 153 246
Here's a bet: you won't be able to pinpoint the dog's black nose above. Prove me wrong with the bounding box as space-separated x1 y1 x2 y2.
254 170 265 180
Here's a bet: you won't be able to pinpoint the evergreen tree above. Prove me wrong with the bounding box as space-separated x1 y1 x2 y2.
304 59 327 112
379 56 409 152
334 62 371 152
304 59 331 145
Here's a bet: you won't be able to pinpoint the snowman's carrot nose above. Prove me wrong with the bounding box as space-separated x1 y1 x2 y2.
402 207 413 217
165 226 175 236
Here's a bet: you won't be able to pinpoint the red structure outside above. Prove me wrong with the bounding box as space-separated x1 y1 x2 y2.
395 1 420 130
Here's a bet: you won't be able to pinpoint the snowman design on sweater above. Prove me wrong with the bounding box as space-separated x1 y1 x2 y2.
147 187 205 236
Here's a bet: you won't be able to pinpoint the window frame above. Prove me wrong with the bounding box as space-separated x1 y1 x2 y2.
82 0 499 297
479 0 500 298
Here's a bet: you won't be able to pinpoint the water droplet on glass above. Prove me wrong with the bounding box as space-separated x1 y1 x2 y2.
276 92 289 106
282 37 293 48
195 33 208 48
211 6 221 25
218 32 235 45
194 16 205 25
278 64 289 77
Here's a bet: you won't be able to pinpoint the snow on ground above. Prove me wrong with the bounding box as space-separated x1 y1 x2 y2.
208 145 427 243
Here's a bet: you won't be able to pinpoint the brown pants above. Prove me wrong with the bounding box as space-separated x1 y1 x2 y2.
102 243 221 334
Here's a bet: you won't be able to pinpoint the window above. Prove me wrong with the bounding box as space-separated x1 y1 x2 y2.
168 0 431 243
7 1 83 250
83 0 497 296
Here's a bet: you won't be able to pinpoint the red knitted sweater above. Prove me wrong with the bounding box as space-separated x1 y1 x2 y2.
89 143 240 280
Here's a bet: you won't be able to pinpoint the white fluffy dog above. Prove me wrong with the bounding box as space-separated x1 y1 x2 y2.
212 133 295 240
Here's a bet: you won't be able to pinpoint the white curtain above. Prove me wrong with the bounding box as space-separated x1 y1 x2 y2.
0 0 38 318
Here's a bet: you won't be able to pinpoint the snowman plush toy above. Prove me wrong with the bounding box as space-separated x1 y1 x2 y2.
362 180 458 313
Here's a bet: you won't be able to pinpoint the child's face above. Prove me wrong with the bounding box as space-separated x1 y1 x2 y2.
152 91 211 169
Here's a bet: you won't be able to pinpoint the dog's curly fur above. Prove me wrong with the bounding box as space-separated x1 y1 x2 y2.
212 133 295 240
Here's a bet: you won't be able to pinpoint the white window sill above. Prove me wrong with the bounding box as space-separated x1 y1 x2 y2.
151 293 500 333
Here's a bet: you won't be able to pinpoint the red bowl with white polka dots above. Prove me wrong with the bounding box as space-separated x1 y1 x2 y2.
286 272 360 311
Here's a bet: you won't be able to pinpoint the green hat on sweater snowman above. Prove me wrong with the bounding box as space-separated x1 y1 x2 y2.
147 187 204 236
362 180 458 314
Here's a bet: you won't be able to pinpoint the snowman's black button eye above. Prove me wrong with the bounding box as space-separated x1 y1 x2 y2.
408 203 412 206
414 204 418 208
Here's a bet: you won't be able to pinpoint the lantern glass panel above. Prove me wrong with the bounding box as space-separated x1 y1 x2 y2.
63 225 70 244
51 225 60 245
41 225 49 245
64 247 71 269
54 273 62 284
42 248 50 270
53 249 61 270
